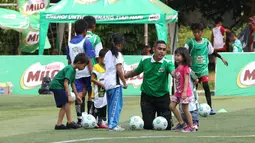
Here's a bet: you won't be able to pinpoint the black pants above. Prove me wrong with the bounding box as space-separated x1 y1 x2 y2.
140 92 172 130
95 106 107 125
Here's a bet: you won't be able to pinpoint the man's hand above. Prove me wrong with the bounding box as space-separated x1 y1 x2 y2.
181 92 187 99
76 95 83 104
221 58 228 66
123 83 128 89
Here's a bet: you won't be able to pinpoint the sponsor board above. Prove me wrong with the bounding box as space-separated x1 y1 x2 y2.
20 62 65 89
237 61 255 88
215 53 255 96
0 55 173 96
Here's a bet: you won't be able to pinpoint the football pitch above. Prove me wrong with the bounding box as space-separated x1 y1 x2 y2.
0 95 255 143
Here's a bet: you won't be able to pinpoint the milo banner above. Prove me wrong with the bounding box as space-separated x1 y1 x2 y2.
20 29 51 53
18 0 49 16
18 0 51 53
0 55 173 96
215 53 255 96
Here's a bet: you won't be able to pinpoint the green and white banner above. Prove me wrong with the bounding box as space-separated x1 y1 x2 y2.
0 55 173 96
215 53 255 96
17 0 51 53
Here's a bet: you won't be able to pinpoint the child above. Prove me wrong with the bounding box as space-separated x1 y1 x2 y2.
227 32 243 52
179 70 200 131
211 16 230 52
185 23 228 115
170 47 196 132
91 49 109 128
104 33 127 131
50 53 89 130
83 16 103 115
66 19 96 126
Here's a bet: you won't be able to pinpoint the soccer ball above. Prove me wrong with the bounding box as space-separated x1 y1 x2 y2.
199 103 211 117
153 116 168 130
82 114 97 129
70 92 76 100
128 116 144 130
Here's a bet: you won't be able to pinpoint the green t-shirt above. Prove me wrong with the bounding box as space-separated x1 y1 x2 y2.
86 31 103 65
134 56 175 97
185 38 214 77
50 65 76 90
232 39 243 52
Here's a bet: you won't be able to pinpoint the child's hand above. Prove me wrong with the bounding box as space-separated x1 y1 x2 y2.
76 95 82 104
221 58 228 66
68 95 74 103
181 92 187 99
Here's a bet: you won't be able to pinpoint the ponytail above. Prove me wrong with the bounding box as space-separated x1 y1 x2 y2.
110 32 125 58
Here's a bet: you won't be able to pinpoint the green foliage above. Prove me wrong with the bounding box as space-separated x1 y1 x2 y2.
0 29 19 55
95 24 157 55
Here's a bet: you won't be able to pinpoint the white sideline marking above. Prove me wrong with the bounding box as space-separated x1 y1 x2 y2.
50 135 255 143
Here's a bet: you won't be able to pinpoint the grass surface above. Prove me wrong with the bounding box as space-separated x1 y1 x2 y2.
0 95 255 143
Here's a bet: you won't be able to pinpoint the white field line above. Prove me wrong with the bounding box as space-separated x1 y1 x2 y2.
50 135 255 143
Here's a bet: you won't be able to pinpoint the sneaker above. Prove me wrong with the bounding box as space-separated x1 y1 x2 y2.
210 109 216 115
95 124 99 128
99 124 108 129
54 124 68 130
181 126 196 133
193 123 198 131
109 125 125 131
66 121 81 129
172 123 187 131
77 121 83 127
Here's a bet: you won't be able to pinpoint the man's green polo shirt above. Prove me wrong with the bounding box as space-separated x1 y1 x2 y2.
134 56 175 97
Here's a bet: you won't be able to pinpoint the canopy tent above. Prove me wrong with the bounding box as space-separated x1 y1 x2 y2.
0 8 39 32
39 0 178 55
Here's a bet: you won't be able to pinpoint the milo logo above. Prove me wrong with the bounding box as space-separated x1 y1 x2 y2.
237 61 255 88
24 31 39 46
22 0 49 15
148 14 160 21
20 62 65 89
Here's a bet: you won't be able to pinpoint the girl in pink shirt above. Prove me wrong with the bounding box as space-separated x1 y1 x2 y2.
170 47 196 132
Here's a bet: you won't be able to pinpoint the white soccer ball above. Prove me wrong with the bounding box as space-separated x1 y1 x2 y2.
199 103 211 117
82 114 97 129
70 92 76 100
153 116 168 130
128 116 144 130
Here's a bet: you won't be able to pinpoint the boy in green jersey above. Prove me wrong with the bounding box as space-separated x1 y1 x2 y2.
184 23 228 115
50 53 89 130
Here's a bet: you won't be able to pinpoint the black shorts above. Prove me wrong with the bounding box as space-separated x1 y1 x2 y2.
51 89 68 108
140 92 172 130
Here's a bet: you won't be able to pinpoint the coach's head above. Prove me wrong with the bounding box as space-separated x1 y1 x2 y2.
153 40 167 62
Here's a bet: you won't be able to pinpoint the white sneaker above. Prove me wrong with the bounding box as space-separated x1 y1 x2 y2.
109 125 125 131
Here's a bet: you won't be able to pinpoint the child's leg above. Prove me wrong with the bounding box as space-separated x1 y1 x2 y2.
182 104 194 127
170 102 184 124
202 82 212 107
56 106 66 125
74 79 86 123
64 103 72 123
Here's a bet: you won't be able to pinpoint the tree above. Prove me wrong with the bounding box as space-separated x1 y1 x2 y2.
162 0 255 28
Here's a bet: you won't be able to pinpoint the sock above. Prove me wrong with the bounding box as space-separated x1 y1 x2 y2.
202 82 212 108
75 103 82 123
87 101 94 115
